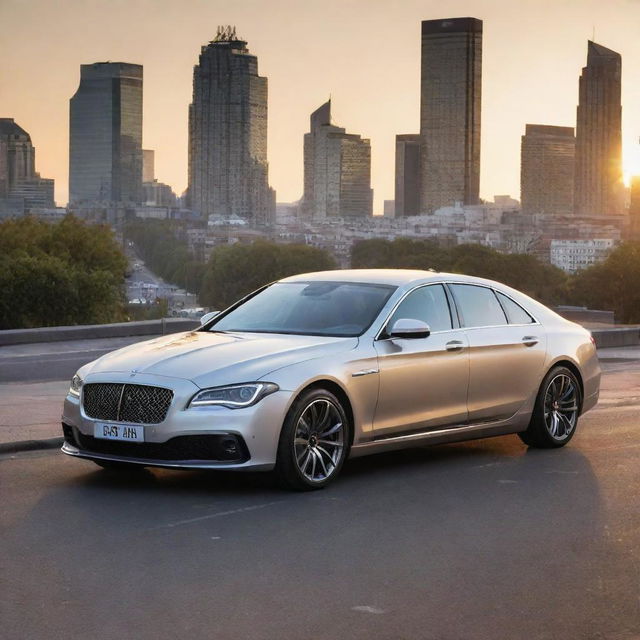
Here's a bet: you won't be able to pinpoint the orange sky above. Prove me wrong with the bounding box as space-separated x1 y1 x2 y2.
1 0 639 212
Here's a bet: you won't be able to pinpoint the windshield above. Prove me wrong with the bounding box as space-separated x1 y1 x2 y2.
208 281 397 337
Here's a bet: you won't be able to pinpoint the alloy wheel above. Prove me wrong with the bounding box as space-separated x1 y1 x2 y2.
543 373 578 440
293 399 345 483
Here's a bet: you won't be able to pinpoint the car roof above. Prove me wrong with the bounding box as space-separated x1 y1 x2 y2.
279 269 489 287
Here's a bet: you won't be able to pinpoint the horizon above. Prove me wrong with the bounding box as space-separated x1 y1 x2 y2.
1 0 639 211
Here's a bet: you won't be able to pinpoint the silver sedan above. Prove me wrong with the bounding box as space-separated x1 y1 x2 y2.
62 269 600 490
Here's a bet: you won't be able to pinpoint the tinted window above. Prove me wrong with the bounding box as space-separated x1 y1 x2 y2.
387 284 452 332
450 284 507 328
209 281 396 337
496 291 535 324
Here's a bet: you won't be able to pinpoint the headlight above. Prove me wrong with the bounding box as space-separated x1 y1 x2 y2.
69 374 83 398
188 382 279 409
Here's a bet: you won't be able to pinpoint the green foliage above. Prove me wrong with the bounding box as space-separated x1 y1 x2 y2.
126 219 204 294
0 215 128 329
351 239 569 307
570 242 640 323
200 240 336 309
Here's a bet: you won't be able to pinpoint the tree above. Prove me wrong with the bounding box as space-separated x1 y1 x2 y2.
200 241 336 309
570 242 640 323
0 215 127 329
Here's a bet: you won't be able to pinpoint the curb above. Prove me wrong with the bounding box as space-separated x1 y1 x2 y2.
0 437 64 455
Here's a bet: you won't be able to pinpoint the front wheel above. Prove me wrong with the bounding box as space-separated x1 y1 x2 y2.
519 366 581 448
275 388 350 491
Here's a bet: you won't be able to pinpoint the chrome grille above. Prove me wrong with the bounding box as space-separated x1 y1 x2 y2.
83 383 173 424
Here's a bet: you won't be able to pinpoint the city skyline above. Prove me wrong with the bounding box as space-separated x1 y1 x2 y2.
1 0 639 212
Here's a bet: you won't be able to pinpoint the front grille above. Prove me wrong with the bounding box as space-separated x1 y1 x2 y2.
83 383 173 425
74 433 249 463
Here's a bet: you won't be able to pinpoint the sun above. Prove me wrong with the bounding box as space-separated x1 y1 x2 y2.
623 143 640 185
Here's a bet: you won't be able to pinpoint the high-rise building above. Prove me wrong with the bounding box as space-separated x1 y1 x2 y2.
574 41 624 216
0 118 55 211
69 62 143 206
521 124 575 215
143 149 155 183
302 99 372 218
629 176 640 238
188 26 274 223
395 134 421 216
420 17 482 214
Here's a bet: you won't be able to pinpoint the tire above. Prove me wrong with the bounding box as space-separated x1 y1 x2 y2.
519 366 582 448
275 388 351 491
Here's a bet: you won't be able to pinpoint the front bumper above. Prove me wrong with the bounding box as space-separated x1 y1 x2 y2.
61 372 291 471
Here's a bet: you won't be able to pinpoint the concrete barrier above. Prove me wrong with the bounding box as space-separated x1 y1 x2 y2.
0 318 201 346
1 319 639 349
591 327 640 349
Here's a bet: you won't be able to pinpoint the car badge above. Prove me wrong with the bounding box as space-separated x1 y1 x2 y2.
130 369 138 377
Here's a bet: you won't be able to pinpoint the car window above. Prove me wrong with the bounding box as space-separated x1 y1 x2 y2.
496 291 535 324
450 284 507 328
209 281 396 337
387 284 452 332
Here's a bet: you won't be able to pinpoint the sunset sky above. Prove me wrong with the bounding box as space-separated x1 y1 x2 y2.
1 0 639 212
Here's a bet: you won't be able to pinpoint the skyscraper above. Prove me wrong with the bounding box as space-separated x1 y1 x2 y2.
521 124 575 215
0 118 55 211
188 26 274 223
394 134 421 217
420 17 482 214
302 99 372 218
574 41 624 216
69 62 143 205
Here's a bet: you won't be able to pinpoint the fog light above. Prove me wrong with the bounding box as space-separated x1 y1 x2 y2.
220 437 239 459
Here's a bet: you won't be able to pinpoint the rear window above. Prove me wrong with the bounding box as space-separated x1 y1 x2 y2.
450 284 507 328
496 291 535 324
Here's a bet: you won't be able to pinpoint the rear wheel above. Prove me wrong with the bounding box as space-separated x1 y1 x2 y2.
275 388 350 491
519 366 581 448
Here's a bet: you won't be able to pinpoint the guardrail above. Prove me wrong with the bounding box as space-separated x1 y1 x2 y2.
0 318 201 346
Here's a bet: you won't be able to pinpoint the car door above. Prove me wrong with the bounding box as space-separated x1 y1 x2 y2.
448 283 547 423
372 283 470 437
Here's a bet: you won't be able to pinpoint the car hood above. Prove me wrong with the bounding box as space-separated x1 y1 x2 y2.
84 330 358 388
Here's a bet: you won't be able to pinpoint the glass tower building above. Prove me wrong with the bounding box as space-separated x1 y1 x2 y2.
69 62 143 205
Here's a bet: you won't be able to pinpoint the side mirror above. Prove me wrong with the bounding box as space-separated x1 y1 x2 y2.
200 310 219 326
388 318 431 339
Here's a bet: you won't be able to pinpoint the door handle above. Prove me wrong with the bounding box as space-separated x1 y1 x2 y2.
522 336 539 347
445 340 465 352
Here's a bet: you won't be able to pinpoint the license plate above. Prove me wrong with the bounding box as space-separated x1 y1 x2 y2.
94 423 144 442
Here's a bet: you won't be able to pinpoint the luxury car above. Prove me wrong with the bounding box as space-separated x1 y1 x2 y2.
62 269 600 490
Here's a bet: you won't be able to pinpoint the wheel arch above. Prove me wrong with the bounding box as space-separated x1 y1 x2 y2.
547 359 585 412
293 379 355 447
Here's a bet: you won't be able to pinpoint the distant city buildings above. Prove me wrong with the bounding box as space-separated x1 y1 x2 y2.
0 118 54 214
301 99 372 218
394 134 421 216
187 26 275 224
550 238 615 273
142 149 155 183
574 42 624 215
69 62 143 206
419 17 482 213
521 124 575 215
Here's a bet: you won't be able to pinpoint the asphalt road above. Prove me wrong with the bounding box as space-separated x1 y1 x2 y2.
2 402 639 639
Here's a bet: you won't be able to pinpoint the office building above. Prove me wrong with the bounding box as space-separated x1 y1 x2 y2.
420 17 482 213
521 125 575 215
0 118 55 211
395 134 421 217
302 99 372 218
188 26 274 223
574 42 624 215
69 62 143 205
